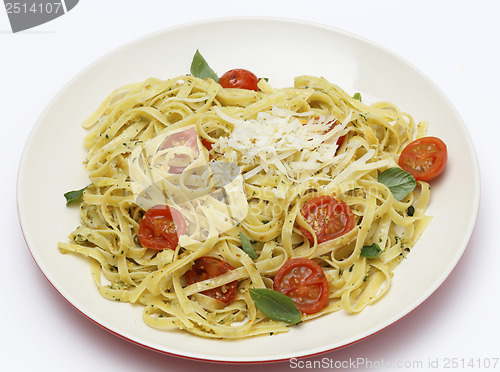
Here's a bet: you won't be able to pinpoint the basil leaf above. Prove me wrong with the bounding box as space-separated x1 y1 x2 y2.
249 288 301 325
360 243 382 258
378 167 416 201
190 50 219 82
353 92 362 101
64 185 89 205
239 232 258 260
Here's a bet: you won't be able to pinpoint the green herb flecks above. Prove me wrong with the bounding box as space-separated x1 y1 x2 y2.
249 288 302 325
360 243 382 258
407 205 415 216
378 167 416 201
190 50 219 82
353 92 362 101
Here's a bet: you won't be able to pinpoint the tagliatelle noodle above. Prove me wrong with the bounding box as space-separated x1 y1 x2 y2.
58 74 432 338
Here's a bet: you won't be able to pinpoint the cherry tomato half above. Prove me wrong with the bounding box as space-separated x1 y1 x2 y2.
337 134 346 147
200 138 213 151
219 69 259 91
300 195 355 244
160 129 199 174
138 205 187 250
273 258 330 314
184 257 238 304
398 136 447 181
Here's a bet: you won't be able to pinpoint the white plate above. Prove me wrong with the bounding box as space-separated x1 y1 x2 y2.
17 17 480 363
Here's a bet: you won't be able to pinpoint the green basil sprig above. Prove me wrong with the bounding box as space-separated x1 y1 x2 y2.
378 167 416 201
239 232 258 260
249 288 301 325
64 185 89 205
190 50 219 82
360 243 382 258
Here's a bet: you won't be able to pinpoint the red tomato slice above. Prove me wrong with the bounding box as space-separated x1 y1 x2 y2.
200 138 213 151
219 69 259 91
300 195 355 244
398 136 447 181
273 258 330 314
138 205 186 250
160 129 199 174
184 257 237 304
336 134 346 147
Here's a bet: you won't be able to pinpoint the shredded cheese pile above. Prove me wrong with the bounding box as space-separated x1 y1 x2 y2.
214 106 350 182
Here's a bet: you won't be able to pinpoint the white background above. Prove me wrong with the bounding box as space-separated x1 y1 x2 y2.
2 0 498 371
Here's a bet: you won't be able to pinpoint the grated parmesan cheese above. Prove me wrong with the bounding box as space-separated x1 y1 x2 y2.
213 106 351 183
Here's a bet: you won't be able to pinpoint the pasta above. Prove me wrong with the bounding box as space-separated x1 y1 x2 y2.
58 73 433 338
